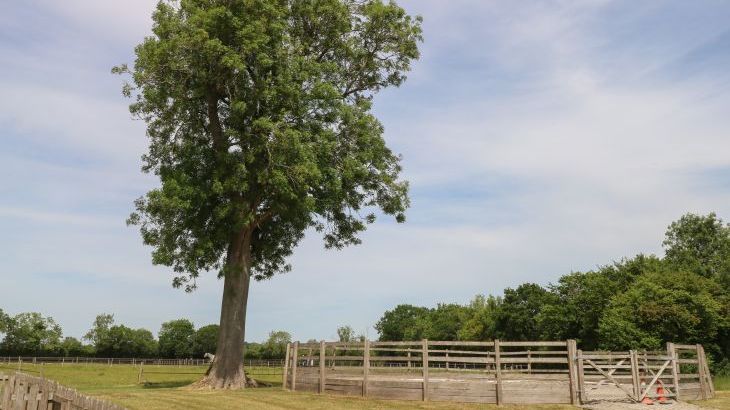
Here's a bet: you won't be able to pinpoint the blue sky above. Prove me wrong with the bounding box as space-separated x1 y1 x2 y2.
2 1 730 344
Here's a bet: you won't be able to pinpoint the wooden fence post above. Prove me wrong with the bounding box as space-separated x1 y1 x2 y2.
666 342 680 401
494 339 503 405
282 343 290 390
422 339 429 401
567 339 578 405
138 362 144 384
319 341 326 394
291 342 299 392
630 350 640 401
576 349 585 403
699 345 715 398
696 344 707 400
363 339 370 397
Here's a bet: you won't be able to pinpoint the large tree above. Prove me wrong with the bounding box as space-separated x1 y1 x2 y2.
117 0 421 388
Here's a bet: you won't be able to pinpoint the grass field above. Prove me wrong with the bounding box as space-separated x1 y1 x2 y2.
0 363 727 409
689 375 729 410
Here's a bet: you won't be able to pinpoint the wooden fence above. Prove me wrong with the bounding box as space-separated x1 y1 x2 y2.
282 339 715 405
0 372 125 410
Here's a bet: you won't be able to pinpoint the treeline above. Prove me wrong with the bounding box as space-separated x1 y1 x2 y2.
2 212 728 373
0 311 291 360
374 213 730 374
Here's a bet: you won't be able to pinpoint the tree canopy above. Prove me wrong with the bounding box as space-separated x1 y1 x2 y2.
0 312 62 356
192 324 220 358
159 319 196 358
119 0 422 288
663 212 730 288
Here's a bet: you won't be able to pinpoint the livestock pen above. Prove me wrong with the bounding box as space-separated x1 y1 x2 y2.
283 339 715 405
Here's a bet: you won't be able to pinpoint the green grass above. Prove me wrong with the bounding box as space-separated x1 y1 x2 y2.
713 375 730 391
1 363 727 409
689 391 730 410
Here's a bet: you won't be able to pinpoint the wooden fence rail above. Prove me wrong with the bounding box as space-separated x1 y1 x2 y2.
0 372 125 410
283 339 715 406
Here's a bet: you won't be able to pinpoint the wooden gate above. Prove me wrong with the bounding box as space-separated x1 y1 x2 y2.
577 351 637 402
576 343 713 403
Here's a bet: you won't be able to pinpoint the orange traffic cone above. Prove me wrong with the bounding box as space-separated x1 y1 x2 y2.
656 383 669 404
640 379 654 405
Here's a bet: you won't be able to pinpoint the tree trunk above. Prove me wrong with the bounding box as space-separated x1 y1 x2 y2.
195 228 256 389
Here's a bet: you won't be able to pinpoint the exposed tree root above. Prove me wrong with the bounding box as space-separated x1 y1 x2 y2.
186 360 260 389
187 372 259 389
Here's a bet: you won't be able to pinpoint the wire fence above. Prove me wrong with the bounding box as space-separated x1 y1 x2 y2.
0 358 284 385
0 356 284 368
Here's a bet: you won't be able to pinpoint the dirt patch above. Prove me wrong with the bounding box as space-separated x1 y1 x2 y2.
581 399 713 410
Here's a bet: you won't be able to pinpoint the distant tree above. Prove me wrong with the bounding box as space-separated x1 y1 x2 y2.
117 0 422 388
421 304 468 341
192 325 219 359
494 283 555 341
0 308 9 338
96 325 157 358
663 212 730 288
375 304 430 341
0 313 62 356
538 255 662 349
262 330 291 359
84 313 114 349
158 319 195 358
244 342 264 360
337 326 356 343
598 271 724 351
458 295 501 341
59 337 87 357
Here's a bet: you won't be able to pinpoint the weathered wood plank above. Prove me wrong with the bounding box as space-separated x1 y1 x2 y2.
369 341 424 347
427 341 495 347
291 342 298 392
368 356 422 362
369 386 423 400
494 339 503 405
500 341 566 347
501 357 567 364
428 357 490 364
319 341 325 394
673 344 699 350
421 339 429 401
282 343 290 390
567 340 578 405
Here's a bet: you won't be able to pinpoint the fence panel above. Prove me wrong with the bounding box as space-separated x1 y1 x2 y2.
0 372 125 410
284 339 715 406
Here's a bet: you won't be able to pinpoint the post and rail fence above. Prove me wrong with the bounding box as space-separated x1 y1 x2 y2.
0 357 283 369
283 339 715 405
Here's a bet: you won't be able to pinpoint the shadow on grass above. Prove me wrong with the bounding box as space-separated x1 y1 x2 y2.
142 381 193 389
